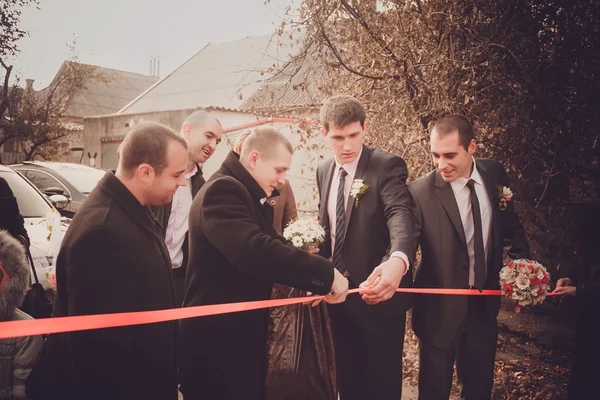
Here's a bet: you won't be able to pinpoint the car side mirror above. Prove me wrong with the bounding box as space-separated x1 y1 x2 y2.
44 187 66 197
49 194 69 210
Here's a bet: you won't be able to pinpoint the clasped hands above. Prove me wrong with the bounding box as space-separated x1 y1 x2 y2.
306 249 406 307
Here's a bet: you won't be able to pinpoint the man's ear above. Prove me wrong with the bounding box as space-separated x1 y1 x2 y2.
363 121 369 131
321 128 328 137
182 124 192 139
137 163 154 183
248 151 260 169
468 139 477 156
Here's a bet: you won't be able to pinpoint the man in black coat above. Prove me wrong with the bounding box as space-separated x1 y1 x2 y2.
409 115 530 399
316 95 415 400
179 127 348 400
30 121 188 400
150 110 223 305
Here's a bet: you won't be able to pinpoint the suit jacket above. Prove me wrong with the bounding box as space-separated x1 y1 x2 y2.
269 180 297 234
316 145 415 318
31 172 177 400
409 159 530 349
179 151 335 399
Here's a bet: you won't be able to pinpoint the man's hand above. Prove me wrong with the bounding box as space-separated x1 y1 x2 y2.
555 277 574 288
306 268 348 307
553 277 576 296
323 268 348 305
553 285 576 296
359 257 406 305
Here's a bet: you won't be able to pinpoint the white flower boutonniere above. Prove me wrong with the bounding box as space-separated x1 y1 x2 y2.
350 179 369 208
498 186 513 211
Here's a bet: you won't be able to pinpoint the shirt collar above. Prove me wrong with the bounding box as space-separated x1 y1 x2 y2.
334 147 363 178
450 158 484 194
185 164 199 180
260 198 266 205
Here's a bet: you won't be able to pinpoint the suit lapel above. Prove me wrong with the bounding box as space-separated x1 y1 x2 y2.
435 172 467 248
476 161 500 255
342 145 372 243
319 159 336 229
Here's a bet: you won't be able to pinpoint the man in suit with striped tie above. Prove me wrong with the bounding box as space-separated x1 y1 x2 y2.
316 95 415 400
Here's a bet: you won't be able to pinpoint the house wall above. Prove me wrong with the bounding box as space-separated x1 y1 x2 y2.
83 108 258 169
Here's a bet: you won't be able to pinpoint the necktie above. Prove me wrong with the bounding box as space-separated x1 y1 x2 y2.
466 179 486 290
332 167 348 274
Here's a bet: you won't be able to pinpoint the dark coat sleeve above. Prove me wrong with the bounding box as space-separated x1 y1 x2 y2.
379 155 415 264
63 227 140 397
497 165 530 259
202 178 334 294
0 177 30 246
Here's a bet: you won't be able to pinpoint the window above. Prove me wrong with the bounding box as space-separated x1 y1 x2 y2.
24 170 69 197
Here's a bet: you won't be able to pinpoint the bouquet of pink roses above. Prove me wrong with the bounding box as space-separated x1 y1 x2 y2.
499 259 550 313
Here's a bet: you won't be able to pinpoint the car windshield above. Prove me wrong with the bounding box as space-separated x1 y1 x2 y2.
0 170 51 218
50 164 106 194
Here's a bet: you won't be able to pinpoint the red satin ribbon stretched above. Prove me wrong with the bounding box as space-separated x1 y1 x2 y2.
0 288 554 339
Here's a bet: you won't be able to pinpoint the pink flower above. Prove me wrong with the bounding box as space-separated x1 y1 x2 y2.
509 263 515 269
514 305 521 314
528 265 535 271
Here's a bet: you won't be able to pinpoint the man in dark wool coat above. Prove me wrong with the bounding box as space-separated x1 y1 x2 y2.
179 127 349 400
29 121 188 400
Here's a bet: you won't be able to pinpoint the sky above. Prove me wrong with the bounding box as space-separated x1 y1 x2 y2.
9 0 294 88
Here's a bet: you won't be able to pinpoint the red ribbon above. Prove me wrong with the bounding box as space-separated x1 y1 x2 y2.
0 288 554 339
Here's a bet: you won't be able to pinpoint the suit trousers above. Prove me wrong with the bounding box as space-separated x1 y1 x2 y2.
329 293 406 400
418 297 498 400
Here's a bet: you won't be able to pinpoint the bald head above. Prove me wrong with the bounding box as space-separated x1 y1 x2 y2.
181 110 223 165
240 127 293 162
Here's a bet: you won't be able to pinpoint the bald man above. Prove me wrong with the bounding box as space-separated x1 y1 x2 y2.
151 110 223 305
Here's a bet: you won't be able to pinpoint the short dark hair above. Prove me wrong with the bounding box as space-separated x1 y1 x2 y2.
119 121 187 178
320 95 366 131
240 127 293 160
432 115 475 150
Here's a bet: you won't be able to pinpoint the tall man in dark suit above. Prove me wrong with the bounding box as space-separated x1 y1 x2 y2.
316 95 415 400
409 115 530 399
179 127 349 400
31 121 188 400
150 110 223 305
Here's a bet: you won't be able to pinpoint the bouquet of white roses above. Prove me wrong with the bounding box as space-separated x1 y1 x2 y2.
283 218 326 250
499 259 551 313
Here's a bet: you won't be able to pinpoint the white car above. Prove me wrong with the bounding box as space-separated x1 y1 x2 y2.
0 164 70 289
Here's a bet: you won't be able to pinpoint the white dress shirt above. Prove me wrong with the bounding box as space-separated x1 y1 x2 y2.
326 148 409 273
166 165 198 269
449 159 493 286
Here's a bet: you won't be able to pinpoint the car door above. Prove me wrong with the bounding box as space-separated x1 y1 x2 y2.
23 169 74 216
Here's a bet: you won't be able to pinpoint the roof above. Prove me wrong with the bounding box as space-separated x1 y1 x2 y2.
42 61 158 118
240 51 329 113
118 34 300 114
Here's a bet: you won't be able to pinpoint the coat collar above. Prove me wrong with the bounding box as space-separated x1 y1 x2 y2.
435 170 467 248
97 172 161 237
344 144 372 224
219 151 279 204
